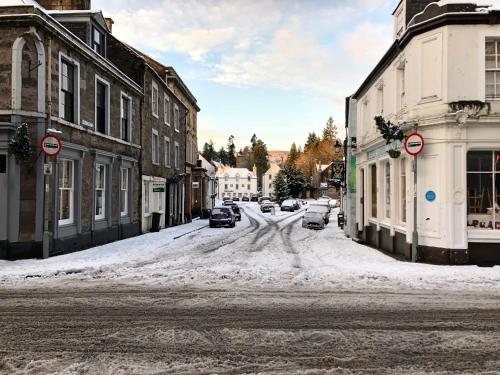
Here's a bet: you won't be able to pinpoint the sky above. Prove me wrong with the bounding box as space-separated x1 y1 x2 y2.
93 0 396 151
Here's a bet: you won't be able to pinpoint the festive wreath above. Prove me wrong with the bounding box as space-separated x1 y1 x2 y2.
374 115 405 145
8 123 32 163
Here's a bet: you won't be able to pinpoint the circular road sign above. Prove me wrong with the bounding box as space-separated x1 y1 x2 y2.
404 132 424 156
40 134 62 157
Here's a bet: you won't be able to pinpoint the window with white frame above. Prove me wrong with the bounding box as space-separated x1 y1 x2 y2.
121 93 131 142
467 151 500 230
164 96 170 125
92 26 105 56
144 180 150 214
485 40 500 99
59 55 79 124
397 63 406 110
59 159 74 225
120 168 128 216
400 159 406 223
164 137 171 167
385 161 391 219
152 81 159 118
95 164 106 220
95 76 110 134
174 105 180 132
376 84 384 114
395 6 404 39
371 164 377 218
152 129 159 164
174 142 180 169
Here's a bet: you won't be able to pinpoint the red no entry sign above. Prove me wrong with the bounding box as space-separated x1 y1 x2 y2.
404 132 424 156
40 134 62 157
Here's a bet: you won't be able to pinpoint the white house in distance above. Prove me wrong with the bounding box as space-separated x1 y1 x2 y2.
346 0 500 265
262 164 281 197
216 166 258 200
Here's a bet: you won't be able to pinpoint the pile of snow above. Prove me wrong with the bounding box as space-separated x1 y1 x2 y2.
0 202 498 293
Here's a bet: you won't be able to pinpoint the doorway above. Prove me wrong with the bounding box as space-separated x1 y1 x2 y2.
0 153 7 240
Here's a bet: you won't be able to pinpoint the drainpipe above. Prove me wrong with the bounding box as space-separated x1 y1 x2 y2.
42 36 52 259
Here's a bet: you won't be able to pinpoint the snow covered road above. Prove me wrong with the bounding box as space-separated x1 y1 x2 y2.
0 202 499 293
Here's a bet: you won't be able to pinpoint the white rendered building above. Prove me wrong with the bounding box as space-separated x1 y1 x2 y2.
347 0 500 265
262 164 281 197
216 167 258 200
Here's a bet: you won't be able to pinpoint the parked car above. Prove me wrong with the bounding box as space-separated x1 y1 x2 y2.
307 204 330 224
259 196 272 204
223 200 234 206
209 207 236 228
232 197 240 202
280 199 296 212
329 199 340 208
250 195 259 202
302 211 326 230
291 198 301 210
261 202 275 213
242 196 250 202
312 200 331 213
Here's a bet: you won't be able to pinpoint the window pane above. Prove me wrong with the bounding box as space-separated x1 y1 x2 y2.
467 173 494 229
385 162 390 218
60 190 70 220
371 164 377 218
96 82 106 133
486 55 496 69
486 84 495 97
486 41 495 55
486 71 494 85
467 151 492 172
96 190 103 215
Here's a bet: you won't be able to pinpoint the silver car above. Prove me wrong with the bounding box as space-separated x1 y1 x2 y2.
302 212 325 230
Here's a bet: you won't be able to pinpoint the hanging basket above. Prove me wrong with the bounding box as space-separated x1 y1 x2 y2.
388 149 401 158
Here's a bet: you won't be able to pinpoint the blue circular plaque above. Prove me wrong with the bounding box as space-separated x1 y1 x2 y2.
425 191 436 202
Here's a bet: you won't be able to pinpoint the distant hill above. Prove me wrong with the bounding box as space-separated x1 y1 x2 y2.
268 151 289 166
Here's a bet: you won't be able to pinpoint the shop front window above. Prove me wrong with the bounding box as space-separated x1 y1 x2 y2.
371 164 377 218
467 151 500 230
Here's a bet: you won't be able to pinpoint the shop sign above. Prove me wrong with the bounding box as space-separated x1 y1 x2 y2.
192 181 200 188
40 135 61 157
404 132 425 156
43 163 52 175
152 182 165 192
367 140 403 160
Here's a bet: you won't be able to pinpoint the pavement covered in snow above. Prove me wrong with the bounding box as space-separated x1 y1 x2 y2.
0 202 499 293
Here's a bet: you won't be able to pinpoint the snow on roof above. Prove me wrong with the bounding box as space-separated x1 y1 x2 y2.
0 0 41 6
264 163 281 174
216 167 256 178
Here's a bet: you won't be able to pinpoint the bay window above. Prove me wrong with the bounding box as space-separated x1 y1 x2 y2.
467 151 500 230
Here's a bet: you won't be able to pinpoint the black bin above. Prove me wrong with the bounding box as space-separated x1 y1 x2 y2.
201 209 211 219
151 212 161 232
337 211 345 228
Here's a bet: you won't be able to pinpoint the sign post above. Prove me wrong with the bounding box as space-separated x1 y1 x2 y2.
40 134 62 259
404 131 424 263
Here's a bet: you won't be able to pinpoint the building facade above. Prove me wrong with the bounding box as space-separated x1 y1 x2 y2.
0 0 197 258
262 163 280 197
216 166 258 200
347 0 500 264
0 1 142 258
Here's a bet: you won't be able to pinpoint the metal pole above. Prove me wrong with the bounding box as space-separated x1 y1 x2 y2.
42 37 52 259
411 124 418 262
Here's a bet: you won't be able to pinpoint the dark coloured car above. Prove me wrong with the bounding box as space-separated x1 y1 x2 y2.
232 197 240 202
261 202 274 213
209 207 236 228
302 212 325 230
280 199 295 212
250 195 259 202
242 196 250 202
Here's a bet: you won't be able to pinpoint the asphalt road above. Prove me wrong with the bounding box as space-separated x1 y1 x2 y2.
0 288 499 374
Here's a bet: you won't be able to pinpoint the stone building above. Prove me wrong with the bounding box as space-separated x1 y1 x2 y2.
0 0 196 258
0 0 141 258
346 0 500 265
216 166 258 200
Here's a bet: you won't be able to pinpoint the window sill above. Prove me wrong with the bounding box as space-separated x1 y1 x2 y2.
152 113 159 119
152 162 160 166
175 129 180 133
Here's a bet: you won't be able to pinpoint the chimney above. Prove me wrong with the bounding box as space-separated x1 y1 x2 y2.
37 0 91 10
104 17 114 33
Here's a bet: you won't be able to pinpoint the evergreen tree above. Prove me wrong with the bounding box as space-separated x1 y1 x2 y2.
283 165 307 198
285 142 299 168
252 139 270 189
250 134 257 149
226 135 237 167
201 140 218 162
273 170 289 203
218 147 228 165
304 132 319 152
322 117 338 141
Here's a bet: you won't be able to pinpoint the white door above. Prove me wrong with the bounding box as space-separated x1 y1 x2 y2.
0 153 7 240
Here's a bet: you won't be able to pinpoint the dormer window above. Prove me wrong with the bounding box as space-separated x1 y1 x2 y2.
92 26 105 56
